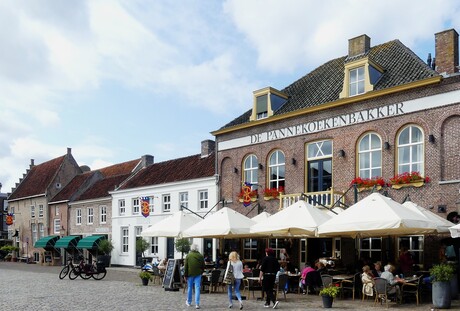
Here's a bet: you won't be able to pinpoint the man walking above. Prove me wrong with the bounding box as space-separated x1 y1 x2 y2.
184 244 205 309
259 248 280 309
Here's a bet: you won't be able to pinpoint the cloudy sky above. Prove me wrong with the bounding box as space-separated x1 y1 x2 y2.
1 0 459 193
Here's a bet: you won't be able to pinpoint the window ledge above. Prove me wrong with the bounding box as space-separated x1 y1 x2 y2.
439 180 460 185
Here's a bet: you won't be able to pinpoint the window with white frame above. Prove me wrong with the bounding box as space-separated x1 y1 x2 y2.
38 204 44 218
132 198 140 214
135 226 143 236
349 66 365 96
100 206 107 224
38 223 44 239
243 238 258 260
268 238 286 259
76 208 82 225
179 192 189 209
151 236 158 254
307 140 332 192
148 197 154 214
121 227 129 253
54 219 60 234
397 125 424 175
268 150 285 189
32 223 37 244
398 236 424 266
162 194 171 212
55 206 59 216
360 238 382 263
243 154 258 189
119 199 126 215
358 133 382 178
31 205 35 218
198 190 208 209
87 207 94 225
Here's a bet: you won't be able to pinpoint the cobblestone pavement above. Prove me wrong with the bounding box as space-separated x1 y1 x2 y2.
1 262 459 310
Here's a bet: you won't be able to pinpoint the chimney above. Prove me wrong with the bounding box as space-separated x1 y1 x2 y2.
67 147 72 155
141 155 154 168
30 159 35 168
348 34 371 58
201 140 215 158
435 29 459 75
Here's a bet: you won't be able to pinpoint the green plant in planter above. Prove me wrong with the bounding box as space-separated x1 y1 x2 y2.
136 238 150 258
430 263 455 282
319 285 340 298
139 271 153 280
98 239 114 255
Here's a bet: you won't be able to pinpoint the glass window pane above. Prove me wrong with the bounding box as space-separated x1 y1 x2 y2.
358 82 365 94
371 151 381 167
360 154 370 169
399 147 410 164
358 67 365 80
399 128 410 145
371 168 381 177
413 145 423 162
412 127 423 142
350 69 357 83
308 144 318 158
322 141 332 156
360 135 369 151
370 134 381 149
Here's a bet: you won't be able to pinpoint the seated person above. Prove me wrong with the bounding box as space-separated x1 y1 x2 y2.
299 263 316 294
381 264 404 300
280 248 290 262
243 264 252 273
372 261 383 277
158 258 167 273
316 262 327 275
361 265 374 297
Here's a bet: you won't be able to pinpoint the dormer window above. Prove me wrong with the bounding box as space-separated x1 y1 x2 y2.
250 87 288 121
339 58 383 98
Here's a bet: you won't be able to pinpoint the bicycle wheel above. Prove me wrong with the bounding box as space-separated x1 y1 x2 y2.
69 266 80 280
92 267 107 280
80 268 92 280
59 266 70 279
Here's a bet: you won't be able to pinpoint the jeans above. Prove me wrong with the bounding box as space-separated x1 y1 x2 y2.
187 275 202 306
227 278 242 305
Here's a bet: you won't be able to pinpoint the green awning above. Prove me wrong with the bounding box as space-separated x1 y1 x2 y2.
34 235 60 249
76 235 106 249
55 235 82 249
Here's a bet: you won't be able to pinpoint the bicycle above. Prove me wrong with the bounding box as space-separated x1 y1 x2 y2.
59 256 75 279
69 256 107 280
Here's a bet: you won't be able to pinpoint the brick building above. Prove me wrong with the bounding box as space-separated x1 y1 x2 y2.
212 29 460 271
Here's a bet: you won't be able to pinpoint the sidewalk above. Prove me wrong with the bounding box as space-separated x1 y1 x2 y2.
1 261 459 310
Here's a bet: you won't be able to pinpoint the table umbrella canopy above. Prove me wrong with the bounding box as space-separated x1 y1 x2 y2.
140 210 202 238
251 211 271 223
250 200 332 237
317 193 438 238
182 207 256 238
402 201 454 233
449 223 460 238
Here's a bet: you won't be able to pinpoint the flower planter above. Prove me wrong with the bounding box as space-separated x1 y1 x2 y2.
391 181 424 189
433 281 451 308
141 278 149 286
357 185 382 192
321 295 333 308
238 198 257 203
264 196 275 201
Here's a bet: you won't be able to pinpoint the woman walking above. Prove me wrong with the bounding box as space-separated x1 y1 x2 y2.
226 251 244 309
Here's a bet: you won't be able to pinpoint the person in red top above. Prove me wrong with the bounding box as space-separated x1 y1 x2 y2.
398 246 414 276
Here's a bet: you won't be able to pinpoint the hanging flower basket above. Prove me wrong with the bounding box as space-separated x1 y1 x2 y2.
389 172 430 189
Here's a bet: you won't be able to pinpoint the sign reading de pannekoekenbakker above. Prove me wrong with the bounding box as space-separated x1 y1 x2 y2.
218 89 460 151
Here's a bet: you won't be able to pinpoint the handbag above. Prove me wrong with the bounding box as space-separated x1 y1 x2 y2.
224 262 235 285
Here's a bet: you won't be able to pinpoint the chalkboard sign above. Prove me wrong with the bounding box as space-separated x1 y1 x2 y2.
162 259 180 290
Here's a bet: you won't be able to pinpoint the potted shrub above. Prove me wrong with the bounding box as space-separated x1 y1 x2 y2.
175 237 191 259
97 239 114 267
430 263 454 309
319 285 340 308
136 238 150 266
139 270 153 286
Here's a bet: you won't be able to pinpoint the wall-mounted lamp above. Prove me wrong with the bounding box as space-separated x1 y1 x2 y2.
429 134 435 143
384 142 391 150
438 205 446 213
338 149 345 158
233 167 238 174
258 163 264 170
291 158 297 165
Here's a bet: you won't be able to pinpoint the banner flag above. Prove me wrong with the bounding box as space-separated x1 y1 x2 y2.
140 197 150 218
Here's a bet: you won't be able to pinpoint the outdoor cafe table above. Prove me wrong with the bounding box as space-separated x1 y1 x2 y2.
287 272 301 293
332 274 354 281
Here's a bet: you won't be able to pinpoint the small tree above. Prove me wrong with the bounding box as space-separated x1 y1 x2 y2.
98 239 114 255
136 238 150 258
175 238 191 259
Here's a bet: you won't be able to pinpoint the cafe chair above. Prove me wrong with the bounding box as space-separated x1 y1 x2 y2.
340 272 361 300
401 275 422 305
217 269 226 292
274 274 289 301
202 269 221 293
243 276 262 300
152 266 164 285
304 270 322 295
373 277 398 308
321 274 334 288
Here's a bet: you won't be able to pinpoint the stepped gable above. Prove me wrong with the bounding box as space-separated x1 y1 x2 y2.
220 39 437 129
119 153 215 189
8 156 66 200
